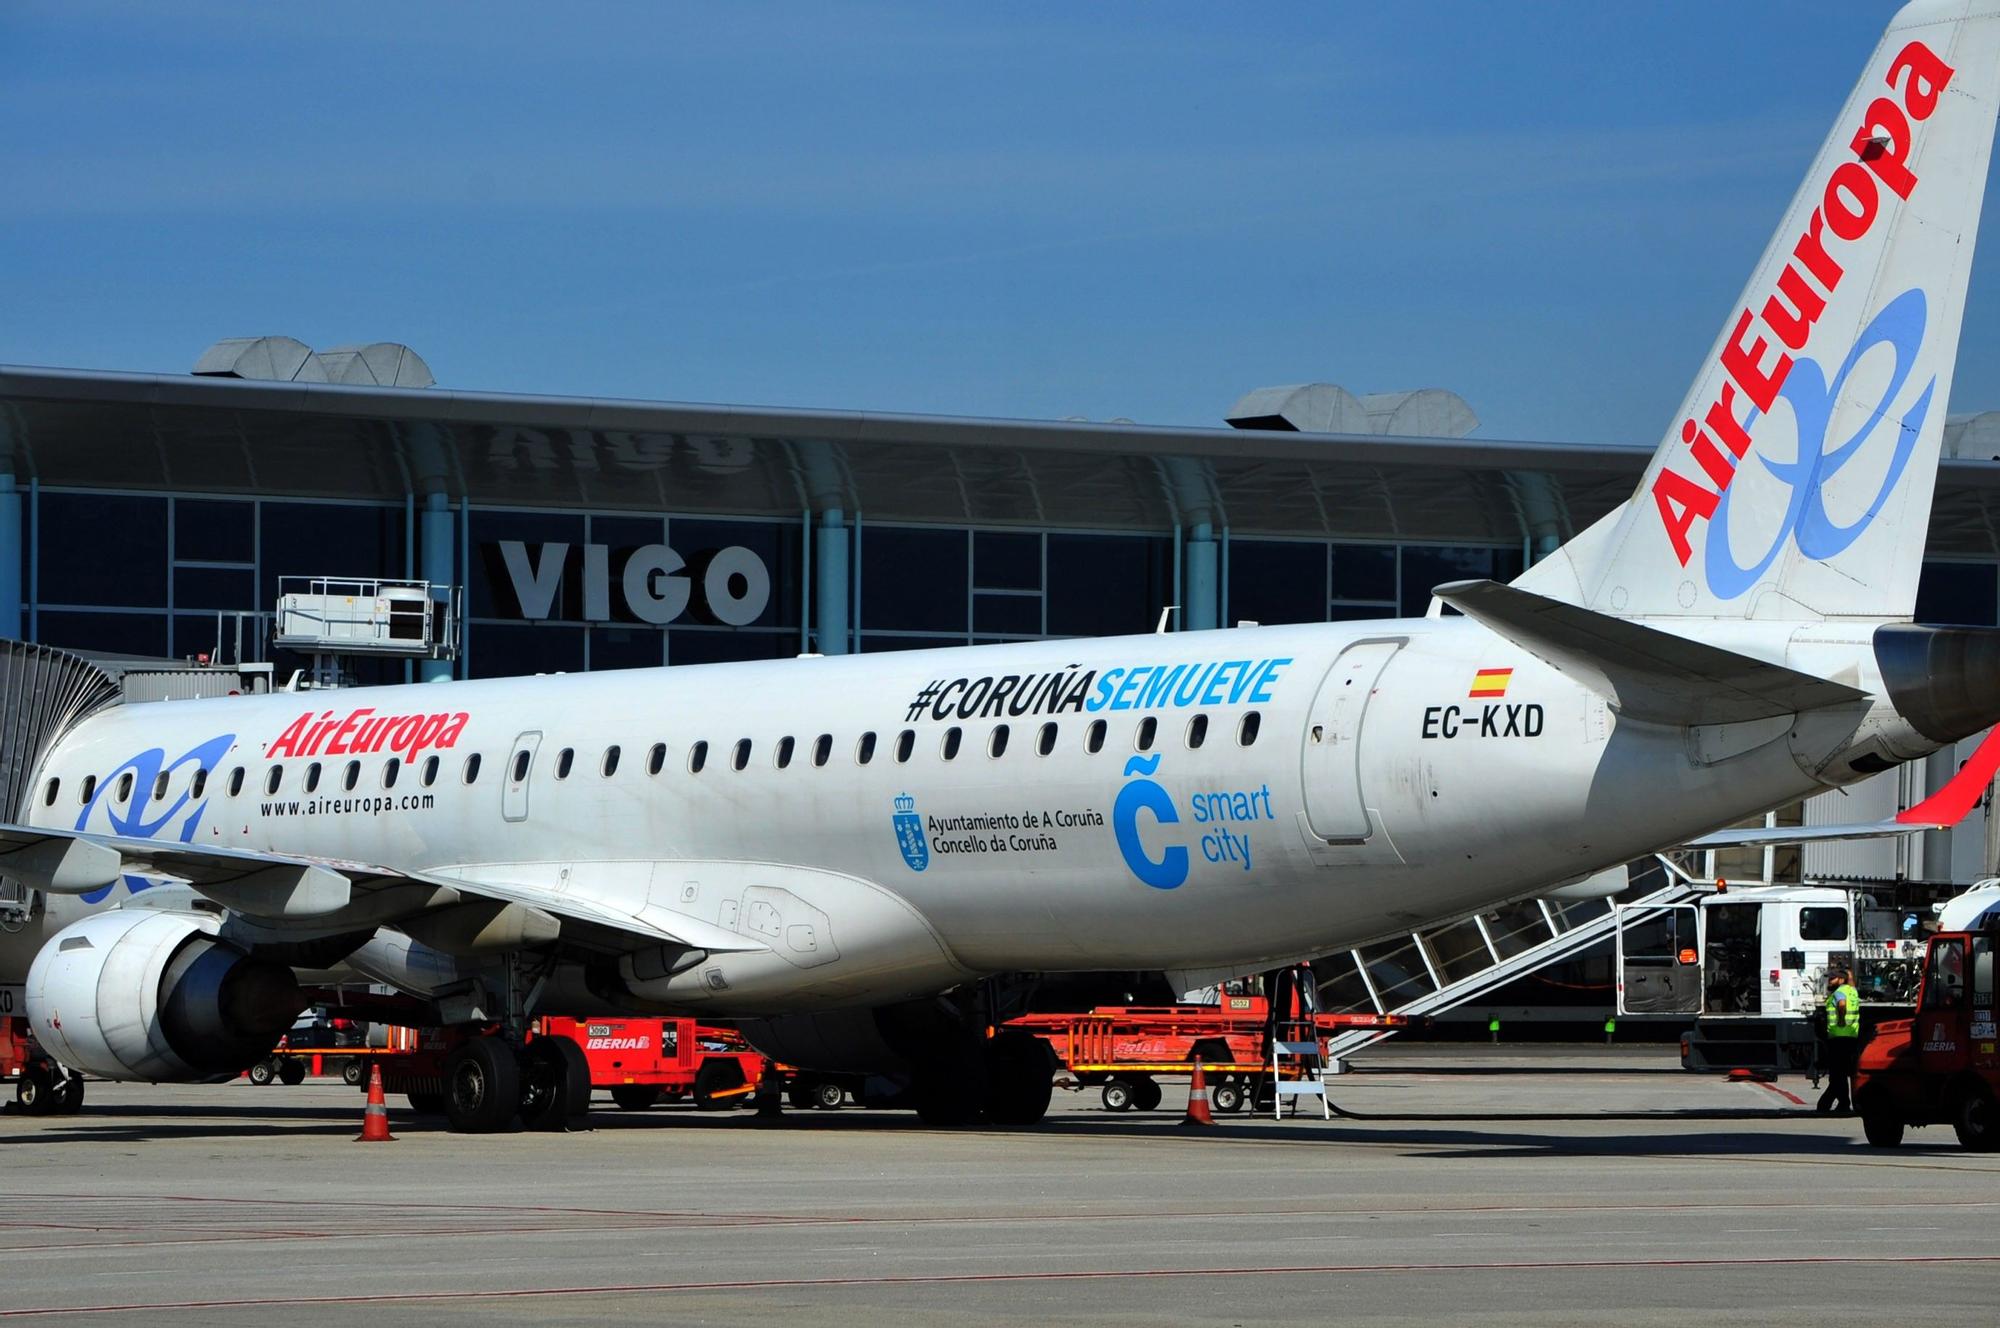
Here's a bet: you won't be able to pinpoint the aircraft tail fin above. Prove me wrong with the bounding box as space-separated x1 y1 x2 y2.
1516 2 2000 621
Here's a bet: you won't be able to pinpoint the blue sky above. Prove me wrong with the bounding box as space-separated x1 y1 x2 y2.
7 2 1997 444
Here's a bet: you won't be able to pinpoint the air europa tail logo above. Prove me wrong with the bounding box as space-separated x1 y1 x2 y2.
266 708 470 763
1652 38 1955 570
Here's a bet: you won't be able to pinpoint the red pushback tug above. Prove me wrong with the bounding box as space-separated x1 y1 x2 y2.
538 1016 787 1111
3 1013 83 1115
1854 924 2000 1149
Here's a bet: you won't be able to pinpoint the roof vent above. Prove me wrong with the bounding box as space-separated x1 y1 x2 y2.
192 337 433 388
1225 383 1477 437
1946 411 2000 460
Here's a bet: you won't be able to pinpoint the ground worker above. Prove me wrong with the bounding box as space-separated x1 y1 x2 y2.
1817 970 1862 1115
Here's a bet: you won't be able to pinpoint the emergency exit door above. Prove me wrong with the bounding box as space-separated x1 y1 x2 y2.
1300 639 1402 842
503 730 542 823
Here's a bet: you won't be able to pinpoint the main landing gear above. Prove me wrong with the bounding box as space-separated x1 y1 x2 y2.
441 1034 592 1135
910 1028 1055 1127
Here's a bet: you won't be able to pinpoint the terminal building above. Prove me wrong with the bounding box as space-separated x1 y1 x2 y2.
6 336 2000 1028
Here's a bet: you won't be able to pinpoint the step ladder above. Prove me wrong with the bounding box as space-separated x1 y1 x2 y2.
1265 965 1331 1120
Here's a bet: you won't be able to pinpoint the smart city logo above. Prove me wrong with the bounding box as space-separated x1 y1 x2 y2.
74 733 235 904
1114 754 1186 890
892 793 929 872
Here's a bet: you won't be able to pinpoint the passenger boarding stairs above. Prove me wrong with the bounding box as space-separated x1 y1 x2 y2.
1315 861 1705 1065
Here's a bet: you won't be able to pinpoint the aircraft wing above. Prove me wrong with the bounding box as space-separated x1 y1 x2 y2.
0 823 765 957
1678 820 1939 850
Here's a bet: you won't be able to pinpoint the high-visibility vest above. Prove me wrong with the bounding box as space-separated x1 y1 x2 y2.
1825 984 1861 1037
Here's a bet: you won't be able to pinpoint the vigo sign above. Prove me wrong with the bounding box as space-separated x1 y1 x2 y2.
493 540 771 626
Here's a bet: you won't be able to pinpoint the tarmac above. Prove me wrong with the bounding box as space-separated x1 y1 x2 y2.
2 1043 1994 1325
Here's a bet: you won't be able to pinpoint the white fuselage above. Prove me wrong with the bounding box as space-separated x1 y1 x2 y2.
0 616 1899 1010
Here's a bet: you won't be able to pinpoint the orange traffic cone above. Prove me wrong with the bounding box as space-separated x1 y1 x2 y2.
355 1062 397 1143
1181 1061 1214 1128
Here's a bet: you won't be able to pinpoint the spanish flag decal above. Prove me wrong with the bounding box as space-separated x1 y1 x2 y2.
1469 667 1512 699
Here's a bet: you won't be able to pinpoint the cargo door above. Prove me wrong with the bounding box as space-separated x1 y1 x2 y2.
1300 640 1402 842
1616 903 1704 1016
503 730 541 823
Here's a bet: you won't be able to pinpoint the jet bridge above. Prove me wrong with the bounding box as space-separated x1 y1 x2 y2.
1315 864 1707 1064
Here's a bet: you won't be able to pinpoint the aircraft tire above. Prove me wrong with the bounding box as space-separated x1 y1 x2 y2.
914 1048 988 1127
15 1061 56 1116
444 1037 521 1133
980 1031 1052 1126
55 1071 85 1115
277 1058 307 1086
520 1036 592 1131
405 1091 447 1115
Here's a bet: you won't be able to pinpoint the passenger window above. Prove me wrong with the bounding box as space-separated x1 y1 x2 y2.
775 736 795 770
228 767 245 796
191 768 207 799
116 771 133 802
1135 717 1157 751
154 771 169 802
556 748 575 780
689 741 709 774
343 761 359 791
42 777 58 807
647 743 666 776
383 758 400 790
856 732 876 765
305 762 322 794
1799 907 1848 942
989 724 1009 758
1238 711 1261 746
1086 719 1106 754
942 727 963 760
265 765 282 796
422 755 440 787
732 739 752 771
512 750 530 782
1187 714 1208 749
464 753 482 784
895 729 914 763
602 745 620 778
1037 722 1057 756
812 734 832 767
78 775 95 804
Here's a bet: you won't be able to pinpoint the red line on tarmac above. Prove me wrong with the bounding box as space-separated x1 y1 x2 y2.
1749 1080 1808 1107
6 1254 1999 1317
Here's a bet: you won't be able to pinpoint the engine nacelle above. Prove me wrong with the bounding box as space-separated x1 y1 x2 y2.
26 910 305 1081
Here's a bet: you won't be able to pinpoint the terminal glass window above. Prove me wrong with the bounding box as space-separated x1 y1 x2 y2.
39 493 168 607
1399 546 1522 618
1917 561 2000 626
861 526 968 635
1228 540 1327 626
1045 534 1172 638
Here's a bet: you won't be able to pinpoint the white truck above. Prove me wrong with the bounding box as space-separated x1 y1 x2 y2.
1615 885 1927 1077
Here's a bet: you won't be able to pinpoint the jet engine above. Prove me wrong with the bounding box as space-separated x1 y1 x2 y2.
26 910 305 1081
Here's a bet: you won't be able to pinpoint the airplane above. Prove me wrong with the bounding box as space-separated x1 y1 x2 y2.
3 0 2000 1133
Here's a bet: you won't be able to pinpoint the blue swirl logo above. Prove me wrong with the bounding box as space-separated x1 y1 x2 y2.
74 733 235 904
1113 752 1188 890
1706 287 1935 600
